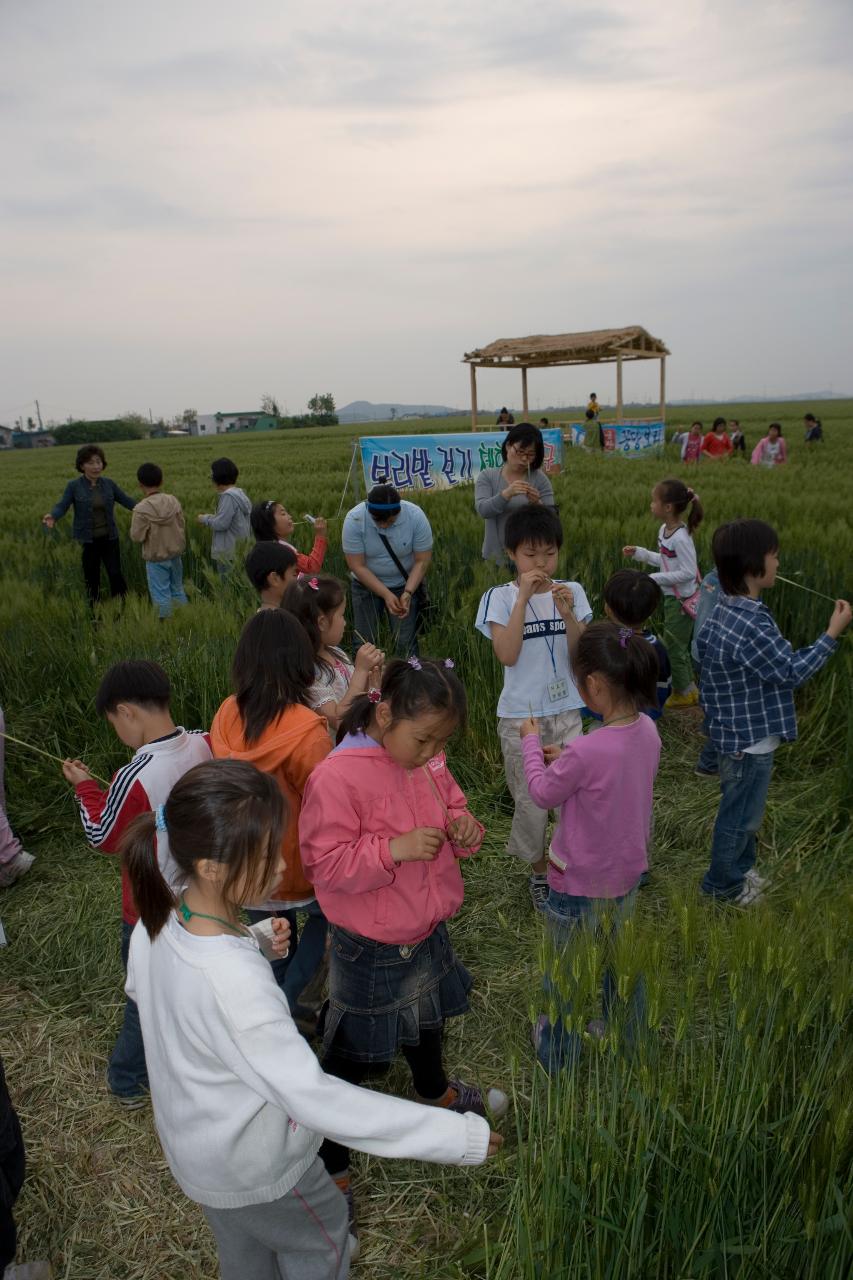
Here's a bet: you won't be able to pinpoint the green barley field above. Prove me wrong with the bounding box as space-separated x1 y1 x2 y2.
0 403 851 1279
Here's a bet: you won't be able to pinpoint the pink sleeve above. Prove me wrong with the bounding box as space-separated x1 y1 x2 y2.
521 734 586 808
299 770 397 893
750 440 764 465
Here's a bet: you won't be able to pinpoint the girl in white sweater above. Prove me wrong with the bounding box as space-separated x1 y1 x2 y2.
123 759 499 1280
623 478 704 706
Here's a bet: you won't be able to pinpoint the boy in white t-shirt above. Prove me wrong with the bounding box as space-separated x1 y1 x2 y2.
475 505 592 909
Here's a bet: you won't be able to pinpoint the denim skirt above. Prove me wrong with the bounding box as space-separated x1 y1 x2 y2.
322 922 472 1063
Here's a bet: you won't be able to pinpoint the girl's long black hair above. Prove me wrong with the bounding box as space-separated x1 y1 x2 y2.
232 609 315 743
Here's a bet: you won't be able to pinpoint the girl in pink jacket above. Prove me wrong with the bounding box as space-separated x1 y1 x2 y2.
751 423 788 467
299 657 508 1235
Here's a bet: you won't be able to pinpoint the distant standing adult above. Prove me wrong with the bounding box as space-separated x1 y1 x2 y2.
474 423 555 563
496 407 515 426
729 420 746 455
42 444 135 605
701 418 733 461
342 484 433 655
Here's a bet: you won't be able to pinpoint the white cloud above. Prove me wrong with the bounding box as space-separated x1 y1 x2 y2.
0 0 851 420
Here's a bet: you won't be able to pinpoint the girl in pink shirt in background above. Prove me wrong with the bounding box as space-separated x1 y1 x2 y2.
299 657 508 1240
520 621 661 1073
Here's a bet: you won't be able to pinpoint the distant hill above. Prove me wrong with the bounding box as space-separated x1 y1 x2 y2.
337 401 459 424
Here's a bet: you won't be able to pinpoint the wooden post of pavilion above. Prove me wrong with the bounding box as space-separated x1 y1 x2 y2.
469 364 478 430
616 354 624 423
659 355 666 422
521 367 529 419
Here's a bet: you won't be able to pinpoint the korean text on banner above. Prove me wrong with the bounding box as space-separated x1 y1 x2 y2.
359 429 563 492
600 421 666 456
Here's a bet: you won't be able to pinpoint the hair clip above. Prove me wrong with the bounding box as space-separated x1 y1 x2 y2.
307 577 319 591
407 656 422 671
443 658 455 669
367 688 382 703
154 804 168 832
618 627 632 649
686 488 697 501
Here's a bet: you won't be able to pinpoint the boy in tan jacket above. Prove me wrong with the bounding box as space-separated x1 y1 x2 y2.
130 463 188 618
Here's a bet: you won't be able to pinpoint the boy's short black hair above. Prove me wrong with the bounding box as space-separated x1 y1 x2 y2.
244 542 296 591
211 457 239 485
137 462 163 487
95 660 171 716
585 408 595 420
712 519 779 595
500 423 545 471
75 444 106 472
603 569 663 627
504 503 563 553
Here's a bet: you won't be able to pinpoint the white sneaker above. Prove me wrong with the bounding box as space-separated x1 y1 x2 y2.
734 881 764 907
0 850 34 888
745 868 770 892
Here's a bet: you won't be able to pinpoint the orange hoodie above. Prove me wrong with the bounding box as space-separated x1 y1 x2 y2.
210 698 330 901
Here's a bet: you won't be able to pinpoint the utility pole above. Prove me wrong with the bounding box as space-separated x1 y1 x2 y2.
35 399 44 430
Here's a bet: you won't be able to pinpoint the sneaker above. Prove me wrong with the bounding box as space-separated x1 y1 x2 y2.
531 1014 548 1054
529 873 549 912
105 1070 149 1110
668 690 699 709
418 1077 509 1121
334 1176 359 1263
694 766 719 779
733 881 764 907
745 868 770 892
0 851 35 888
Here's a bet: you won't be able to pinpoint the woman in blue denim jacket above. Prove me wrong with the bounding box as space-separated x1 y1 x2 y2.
42 444 136 604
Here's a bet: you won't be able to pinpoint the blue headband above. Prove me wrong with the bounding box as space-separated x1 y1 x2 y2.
367 501 401 513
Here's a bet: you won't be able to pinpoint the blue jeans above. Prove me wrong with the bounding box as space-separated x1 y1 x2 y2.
107 921 149 1099
701 750 774 898
350 579 420 656
145 557 188 618
536 890 645 1073
246 901 328 1015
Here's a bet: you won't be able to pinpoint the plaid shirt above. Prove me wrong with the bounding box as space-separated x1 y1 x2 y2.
696 592 837 753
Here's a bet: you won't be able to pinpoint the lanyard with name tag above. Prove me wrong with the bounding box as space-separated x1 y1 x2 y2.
526 594 568 703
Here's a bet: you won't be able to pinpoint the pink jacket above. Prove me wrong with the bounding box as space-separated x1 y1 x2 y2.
751 436 787 466
298 733 484 945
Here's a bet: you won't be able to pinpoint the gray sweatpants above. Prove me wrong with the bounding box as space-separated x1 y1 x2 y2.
202 1157 350 1280
498 710 583 864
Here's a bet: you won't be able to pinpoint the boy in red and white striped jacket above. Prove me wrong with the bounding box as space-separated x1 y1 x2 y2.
62 660 211 1106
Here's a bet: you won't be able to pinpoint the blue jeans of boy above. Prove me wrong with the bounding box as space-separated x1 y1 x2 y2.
536 889 645 1073
701 750 775 899
351 579 420 656
145 557 188 618
107 921 149 1099
246 901 328 1015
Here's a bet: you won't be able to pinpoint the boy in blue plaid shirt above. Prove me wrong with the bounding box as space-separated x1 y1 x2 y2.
697 519 851 904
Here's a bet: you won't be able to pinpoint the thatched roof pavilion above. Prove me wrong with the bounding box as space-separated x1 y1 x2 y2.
462 325 670 426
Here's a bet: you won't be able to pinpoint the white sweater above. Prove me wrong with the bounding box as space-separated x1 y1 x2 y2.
126 915 491 1209
633 523 698 597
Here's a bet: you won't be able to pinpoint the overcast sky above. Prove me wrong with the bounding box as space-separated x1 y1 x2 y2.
2 0 851 423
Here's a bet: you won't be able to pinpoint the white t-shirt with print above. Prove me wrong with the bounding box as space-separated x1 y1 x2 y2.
475 580 593 718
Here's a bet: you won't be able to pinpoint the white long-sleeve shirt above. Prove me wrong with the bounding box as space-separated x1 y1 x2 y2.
126 914 490 1209
632 523 698 598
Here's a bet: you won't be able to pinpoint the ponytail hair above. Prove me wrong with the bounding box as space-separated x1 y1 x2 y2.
338 657 466 743
655 477 704 534
250 499 279 543
282 575 346 674
121 759 286 939
572 621 658 713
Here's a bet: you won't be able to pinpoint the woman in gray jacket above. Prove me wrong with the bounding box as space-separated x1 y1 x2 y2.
474 424 555 563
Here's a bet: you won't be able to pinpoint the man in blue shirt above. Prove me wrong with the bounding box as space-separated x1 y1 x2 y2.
342 485 433 656
697 519 850 904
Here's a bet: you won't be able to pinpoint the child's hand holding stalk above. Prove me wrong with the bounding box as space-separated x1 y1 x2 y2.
62 758 94 786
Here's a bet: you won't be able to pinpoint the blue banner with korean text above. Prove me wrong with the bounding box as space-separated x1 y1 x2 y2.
600 421 665 456
359 429 563 492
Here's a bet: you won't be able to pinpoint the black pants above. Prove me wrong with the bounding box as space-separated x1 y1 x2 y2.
319 1029 447 1176
0 1058 25 1273
81 538 127 604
